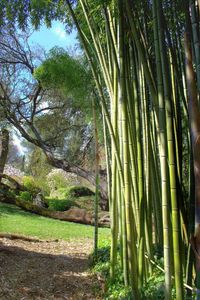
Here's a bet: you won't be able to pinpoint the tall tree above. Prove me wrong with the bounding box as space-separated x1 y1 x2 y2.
0 30 108 203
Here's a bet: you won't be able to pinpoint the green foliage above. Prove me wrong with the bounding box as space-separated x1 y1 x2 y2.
22 176 40 194
91 242 193 300
28 148 52 182
7 189 17 199
34 47 92 105
19 191 32 202
0 187 17 199
46 186 94 211
91 241 132 300
51 185 93 199
140 271 195 299
45 197 75 211
33 48 96 166
140 270 165 300
90 239 110 269
47 171 70 194
0 0 68 30
25 147 51 196
0 202 110 241
22 176 49 196
50 187 70 199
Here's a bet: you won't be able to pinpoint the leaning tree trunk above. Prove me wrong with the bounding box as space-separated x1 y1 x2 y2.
185 5 200 298
0 129 9 178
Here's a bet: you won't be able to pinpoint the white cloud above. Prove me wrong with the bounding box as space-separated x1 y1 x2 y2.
52 25 67 40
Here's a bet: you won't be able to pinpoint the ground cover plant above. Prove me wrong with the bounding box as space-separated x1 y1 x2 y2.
91 243 196 300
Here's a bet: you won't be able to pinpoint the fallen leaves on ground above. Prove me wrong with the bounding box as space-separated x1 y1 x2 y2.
0 238 103 300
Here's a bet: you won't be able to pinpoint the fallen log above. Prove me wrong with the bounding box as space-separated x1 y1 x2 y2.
0 233 55 242
0 197 110 227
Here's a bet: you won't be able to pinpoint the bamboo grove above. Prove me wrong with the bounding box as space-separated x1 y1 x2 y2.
65 0 200 299
0 0 200 299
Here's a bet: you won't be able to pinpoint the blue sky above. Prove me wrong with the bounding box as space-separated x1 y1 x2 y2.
29 21 78 52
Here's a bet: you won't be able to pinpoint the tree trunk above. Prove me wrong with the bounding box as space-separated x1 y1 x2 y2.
0 129 9 177
185 5 200 297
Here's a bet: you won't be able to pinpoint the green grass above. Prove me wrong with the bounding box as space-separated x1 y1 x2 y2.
0 202 110 241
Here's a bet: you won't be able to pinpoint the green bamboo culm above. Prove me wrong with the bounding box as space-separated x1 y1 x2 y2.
92 98 100 261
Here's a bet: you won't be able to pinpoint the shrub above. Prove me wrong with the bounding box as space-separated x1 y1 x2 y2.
19 191 32 202
68 186 94 197
7 189 17 199
22 176 40 194
22 176 49 196
50 187 71 199
45 197 75 211
0 186 17 199
45 186 95 212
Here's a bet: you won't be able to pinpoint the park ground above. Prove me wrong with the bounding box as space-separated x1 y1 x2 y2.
0 203 110 300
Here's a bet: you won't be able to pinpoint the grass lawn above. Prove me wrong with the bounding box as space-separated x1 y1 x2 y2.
0 202 110 242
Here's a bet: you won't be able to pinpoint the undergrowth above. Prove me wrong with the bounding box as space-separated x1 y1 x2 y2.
91 242 195 299
18 185 95 212
45 197 75 211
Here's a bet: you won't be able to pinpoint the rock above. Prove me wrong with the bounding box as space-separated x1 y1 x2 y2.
32 192 47 208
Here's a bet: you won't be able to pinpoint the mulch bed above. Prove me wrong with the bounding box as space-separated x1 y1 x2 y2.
0 238 103 300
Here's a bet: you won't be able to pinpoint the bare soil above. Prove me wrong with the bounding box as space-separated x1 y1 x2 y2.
0 238 103 300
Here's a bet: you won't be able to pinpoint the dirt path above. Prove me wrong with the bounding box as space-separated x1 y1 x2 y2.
0 238 103 300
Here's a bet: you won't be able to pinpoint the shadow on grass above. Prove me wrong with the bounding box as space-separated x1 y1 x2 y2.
0 202 37 218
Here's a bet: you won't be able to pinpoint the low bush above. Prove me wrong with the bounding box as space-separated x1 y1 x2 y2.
45 197 75 211
0 186 17 200
46 186 95 212
50 187 71 199
22 176 40 194
22 176 49 196
19 191 32 202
